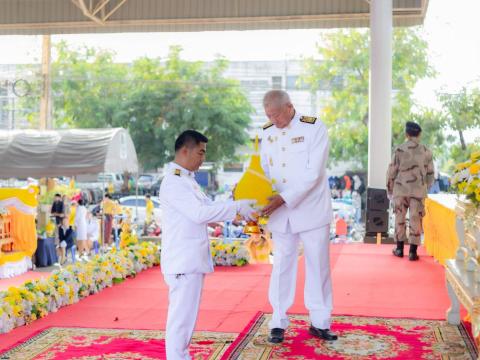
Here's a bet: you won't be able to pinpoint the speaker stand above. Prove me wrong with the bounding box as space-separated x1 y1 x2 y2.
364 232 395 244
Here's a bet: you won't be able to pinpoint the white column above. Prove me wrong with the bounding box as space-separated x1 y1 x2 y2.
39 34 52 130
367 0 392 189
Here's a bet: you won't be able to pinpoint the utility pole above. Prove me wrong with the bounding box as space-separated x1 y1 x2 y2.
39 35 52 130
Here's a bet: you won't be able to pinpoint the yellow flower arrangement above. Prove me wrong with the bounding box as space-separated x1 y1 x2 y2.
451 153 480 206
0 241 160 334
210 240 249 266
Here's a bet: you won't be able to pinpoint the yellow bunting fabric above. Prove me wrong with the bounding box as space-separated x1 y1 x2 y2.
0 186 38 211
423 198 459 265
9 207 37 256
0 187 38 257
0 251 27 266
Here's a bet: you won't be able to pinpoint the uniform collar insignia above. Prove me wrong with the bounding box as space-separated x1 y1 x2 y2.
263 121 274 130
300 116 317 124
171 162 194 177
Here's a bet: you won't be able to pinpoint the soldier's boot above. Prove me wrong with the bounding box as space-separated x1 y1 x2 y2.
392 241 404 258
409 244 419 261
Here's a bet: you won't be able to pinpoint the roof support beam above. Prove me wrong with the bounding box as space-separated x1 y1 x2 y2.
71 0 128 25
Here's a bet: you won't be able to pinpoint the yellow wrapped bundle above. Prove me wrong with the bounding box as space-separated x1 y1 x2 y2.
233 136 273 207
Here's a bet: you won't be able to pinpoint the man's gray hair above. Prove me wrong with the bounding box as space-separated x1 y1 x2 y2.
263 90 291 108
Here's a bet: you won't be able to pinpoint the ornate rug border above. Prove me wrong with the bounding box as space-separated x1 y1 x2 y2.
0 326 237 359
221 312 479 360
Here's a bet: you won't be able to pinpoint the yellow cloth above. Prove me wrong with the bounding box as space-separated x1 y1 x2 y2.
114 202 123 215
423 198 459 265
146 199 154 223
0 251 28 266
8 207 37 256
103 199 115 215
234 136 273 207
0 186 38 208
108 183 114 194
69 204 76 226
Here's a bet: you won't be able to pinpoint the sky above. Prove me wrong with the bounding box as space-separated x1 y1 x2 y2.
0 0 479 128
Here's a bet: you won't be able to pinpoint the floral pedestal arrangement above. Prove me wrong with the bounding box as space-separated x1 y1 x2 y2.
445 151 480 349
210 240 249 266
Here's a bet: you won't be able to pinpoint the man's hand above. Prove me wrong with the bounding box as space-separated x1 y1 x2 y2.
236 200 257 221
261 195 285 217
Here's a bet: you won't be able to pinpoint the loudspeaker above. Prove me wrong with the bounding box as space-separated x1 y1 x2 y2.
367 188 389 211
365 209 389 233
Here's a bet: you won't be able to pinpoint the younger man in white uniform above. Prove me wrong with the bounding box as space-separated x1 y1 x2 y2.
159 130 256 360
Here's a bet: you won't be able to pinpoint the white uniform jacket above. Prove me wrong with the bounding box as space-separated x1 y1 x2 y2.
159 162 238 275
260 112 333 234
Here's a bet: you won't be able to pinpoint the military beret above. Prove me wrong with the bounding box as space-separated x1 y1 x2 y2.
405 121 422 136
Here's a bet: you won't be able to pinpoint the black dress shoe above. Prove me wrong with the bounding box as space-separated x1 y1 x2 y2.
309 326 338 341
268 328 285 344
392 241 404 258
409 244 419 261
392 248 404 257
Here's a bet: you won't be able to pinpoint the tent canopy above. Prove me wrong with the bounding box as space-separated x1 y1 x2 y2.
0 128 138 178
0 0 429 35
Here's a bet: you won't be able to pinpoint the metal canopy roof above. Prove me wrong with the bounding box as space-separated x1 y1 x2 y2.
0 0 428 35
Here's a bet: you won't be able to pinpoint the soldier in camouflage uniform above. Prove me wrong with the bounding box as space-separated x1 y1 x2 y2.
386 121 435 261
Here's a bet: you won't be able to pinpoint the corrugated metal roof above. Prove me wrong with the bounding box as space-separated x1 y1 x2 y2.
0 0 428 35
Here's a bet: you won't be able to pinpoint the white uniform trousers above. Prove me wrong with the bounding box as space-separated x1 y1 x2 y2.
268 224 332 330
164 273 205 360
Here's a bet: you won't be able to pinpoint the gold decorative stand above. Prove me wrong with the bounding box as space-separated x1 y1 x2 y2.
445 200 480 349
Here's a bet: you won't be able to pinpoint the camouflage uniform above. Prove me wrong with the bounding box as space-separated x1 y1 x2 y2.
386 139 434 245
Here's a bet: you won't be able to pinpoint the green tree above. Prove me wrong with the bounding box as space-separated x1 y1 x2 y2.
437 87 480 171
24 43 252 169
52 41 129 128
114 47 252 169
301 28 435 169
438 87 480 150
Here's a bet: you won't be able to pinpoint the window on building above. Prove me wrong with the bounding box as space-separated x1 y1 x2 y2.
286 76 297 90
286 75 310 90
271 76 282 89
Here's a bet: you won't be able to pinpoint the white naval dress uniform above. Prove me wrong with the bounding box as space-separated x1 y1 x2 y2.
260 111 333 330
159 162 239 360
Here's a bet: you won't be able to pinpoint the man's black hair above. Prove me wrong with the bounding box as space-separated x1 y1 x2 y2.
405 121 422 137
174 130 208 152
104 193 111 199
55 193 61 197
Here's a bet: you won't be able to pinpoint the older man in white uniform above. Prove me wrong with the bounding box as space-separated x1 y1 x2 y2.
159 130 256 360
260 90 337 343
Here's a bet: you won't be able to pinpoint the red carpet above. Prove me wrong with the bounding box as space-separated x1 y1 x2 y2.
0 244 451 353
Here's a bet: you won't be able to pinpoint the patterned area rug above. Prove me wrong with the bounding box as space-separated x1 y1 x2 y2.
0 327 236 360
224 313 477 360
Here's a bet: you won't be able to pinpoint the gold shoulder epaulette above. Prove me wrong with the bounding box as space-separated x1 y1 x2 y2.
263 121 274 130
174 169 181 176
300 116 317 124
